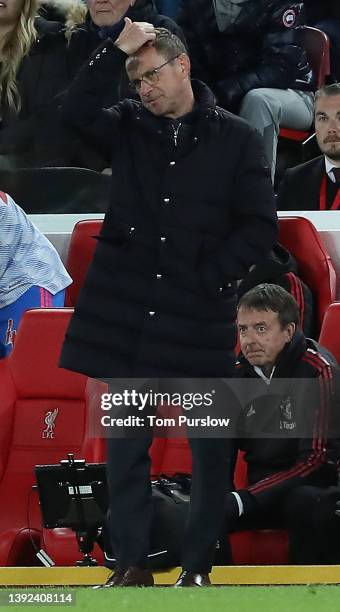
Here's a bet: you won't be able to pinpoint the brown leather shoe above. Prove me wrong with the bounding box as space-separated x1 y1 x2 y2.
93 567 126 589
174 571 211 587
119 567 154 587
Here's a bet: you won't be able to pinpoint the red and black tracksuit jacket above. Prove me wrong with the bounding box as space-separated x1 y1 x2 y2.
234 331 340 512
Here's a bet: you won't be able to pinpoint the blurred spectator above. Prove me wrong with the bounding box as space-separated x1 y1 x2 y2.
0 0 183 171
237 243 315 338
305 0 340 81
0 0 87 169
0 191 72 358
277 83 340 210
155 0 180 20
178 0 314 180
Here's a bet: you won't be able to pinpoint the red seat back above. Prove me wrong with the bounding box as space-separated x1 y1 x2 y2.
301 26 330 89
65 220 103 306
319 302 340 362
0 308 106 566
278 217 336 331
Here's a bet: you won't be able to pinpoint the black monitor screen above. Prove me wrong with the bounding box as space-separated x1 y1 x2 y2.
35 462 108 529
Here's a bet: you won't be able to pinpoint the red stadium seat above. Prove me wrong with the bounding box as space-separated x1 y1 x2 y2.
0 308 106 566
319 302 340 362
230 452 289 565
278 216 336 331
65 219 103 306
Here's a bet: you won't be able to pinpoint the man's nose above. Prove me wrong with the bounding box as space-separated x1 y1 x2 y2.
140 79 154 96
327 117 339 131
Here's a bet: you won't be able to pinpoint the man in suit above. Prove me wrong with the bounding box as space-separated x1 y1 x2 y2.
277 83 340 210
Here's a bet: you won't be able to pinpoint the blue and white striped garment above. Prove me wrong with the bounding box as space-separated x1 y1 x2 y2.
0 192 72 308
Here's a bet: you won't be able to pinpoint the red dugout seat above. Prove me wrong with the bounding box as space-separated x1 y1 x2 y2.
278 216 336 331
319 302 340 362
65 220 103 306
0 308 106 566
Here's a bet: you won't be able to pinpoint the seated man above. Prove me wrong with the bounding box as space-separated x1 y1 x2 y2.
224 283 340 564
277 83 340 210
178 0 314 180
0 191 72 357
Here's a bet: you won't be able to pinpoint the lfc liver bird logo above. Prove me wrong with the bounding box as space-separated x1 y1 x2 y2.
42 408 59 439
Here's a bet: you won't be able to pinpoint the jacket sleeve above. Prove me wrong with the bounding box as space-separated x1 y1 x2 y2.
215 1 310 111
61 38 127 163
199 122 278 294
237 362 339 512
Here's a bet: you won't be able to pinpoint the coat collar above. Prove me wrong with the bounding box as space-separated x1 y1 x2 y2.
237 329 307 379
127 79 217 123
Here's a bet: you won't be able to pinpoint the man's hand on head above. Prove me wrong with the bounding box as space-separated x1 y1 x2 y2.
115 17 156 55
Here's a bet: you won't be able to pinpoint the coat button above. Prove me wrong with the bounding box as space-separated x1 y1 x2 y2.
129 226 135 233
193 137 198 143
219 287 223 292
89 60 94 66
160 236 167 243
96 53 100 59
163 198 170 203
169 161 176 166
149 311 156 316
156 274 162 279
102 47 107 53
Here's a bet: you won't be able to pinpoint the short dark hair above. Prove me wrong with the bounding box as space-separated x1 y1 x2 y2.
238 283 300 328
126 28 187 73
315 83 340 101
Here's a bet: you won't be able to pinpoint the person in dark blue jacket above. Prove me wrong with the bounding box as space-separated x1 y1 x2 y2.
178 0 315 180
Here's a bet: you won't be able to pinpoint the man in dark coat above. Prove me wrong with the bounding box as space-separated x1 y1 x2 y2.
277 83 340 211
178 0 314 180
59 23 278 586
223 284 340 564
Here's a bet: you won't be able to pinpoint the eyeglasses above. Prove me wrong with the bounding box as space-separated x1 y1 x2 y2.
129 55 181 92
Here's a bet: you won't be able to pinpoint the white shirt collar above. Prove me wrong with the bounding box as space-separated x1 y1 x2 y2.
325 156 340 183
253 365 276 385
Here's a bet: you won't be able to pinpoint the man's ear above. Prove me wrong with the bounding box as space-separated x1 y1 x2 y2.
286 322 296 342
178 53 191 78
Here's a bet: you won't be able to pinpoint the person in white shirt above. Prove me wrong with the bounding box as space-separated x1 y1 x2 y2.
0 191 72 357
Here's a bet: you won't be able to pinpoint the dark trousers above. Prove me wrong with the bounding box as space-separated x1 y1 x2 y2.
224 485 340 564
106 434 233 573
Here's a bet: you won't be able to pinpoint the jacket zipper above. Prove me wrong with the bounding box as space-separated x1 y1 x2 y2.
171 122 182 147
